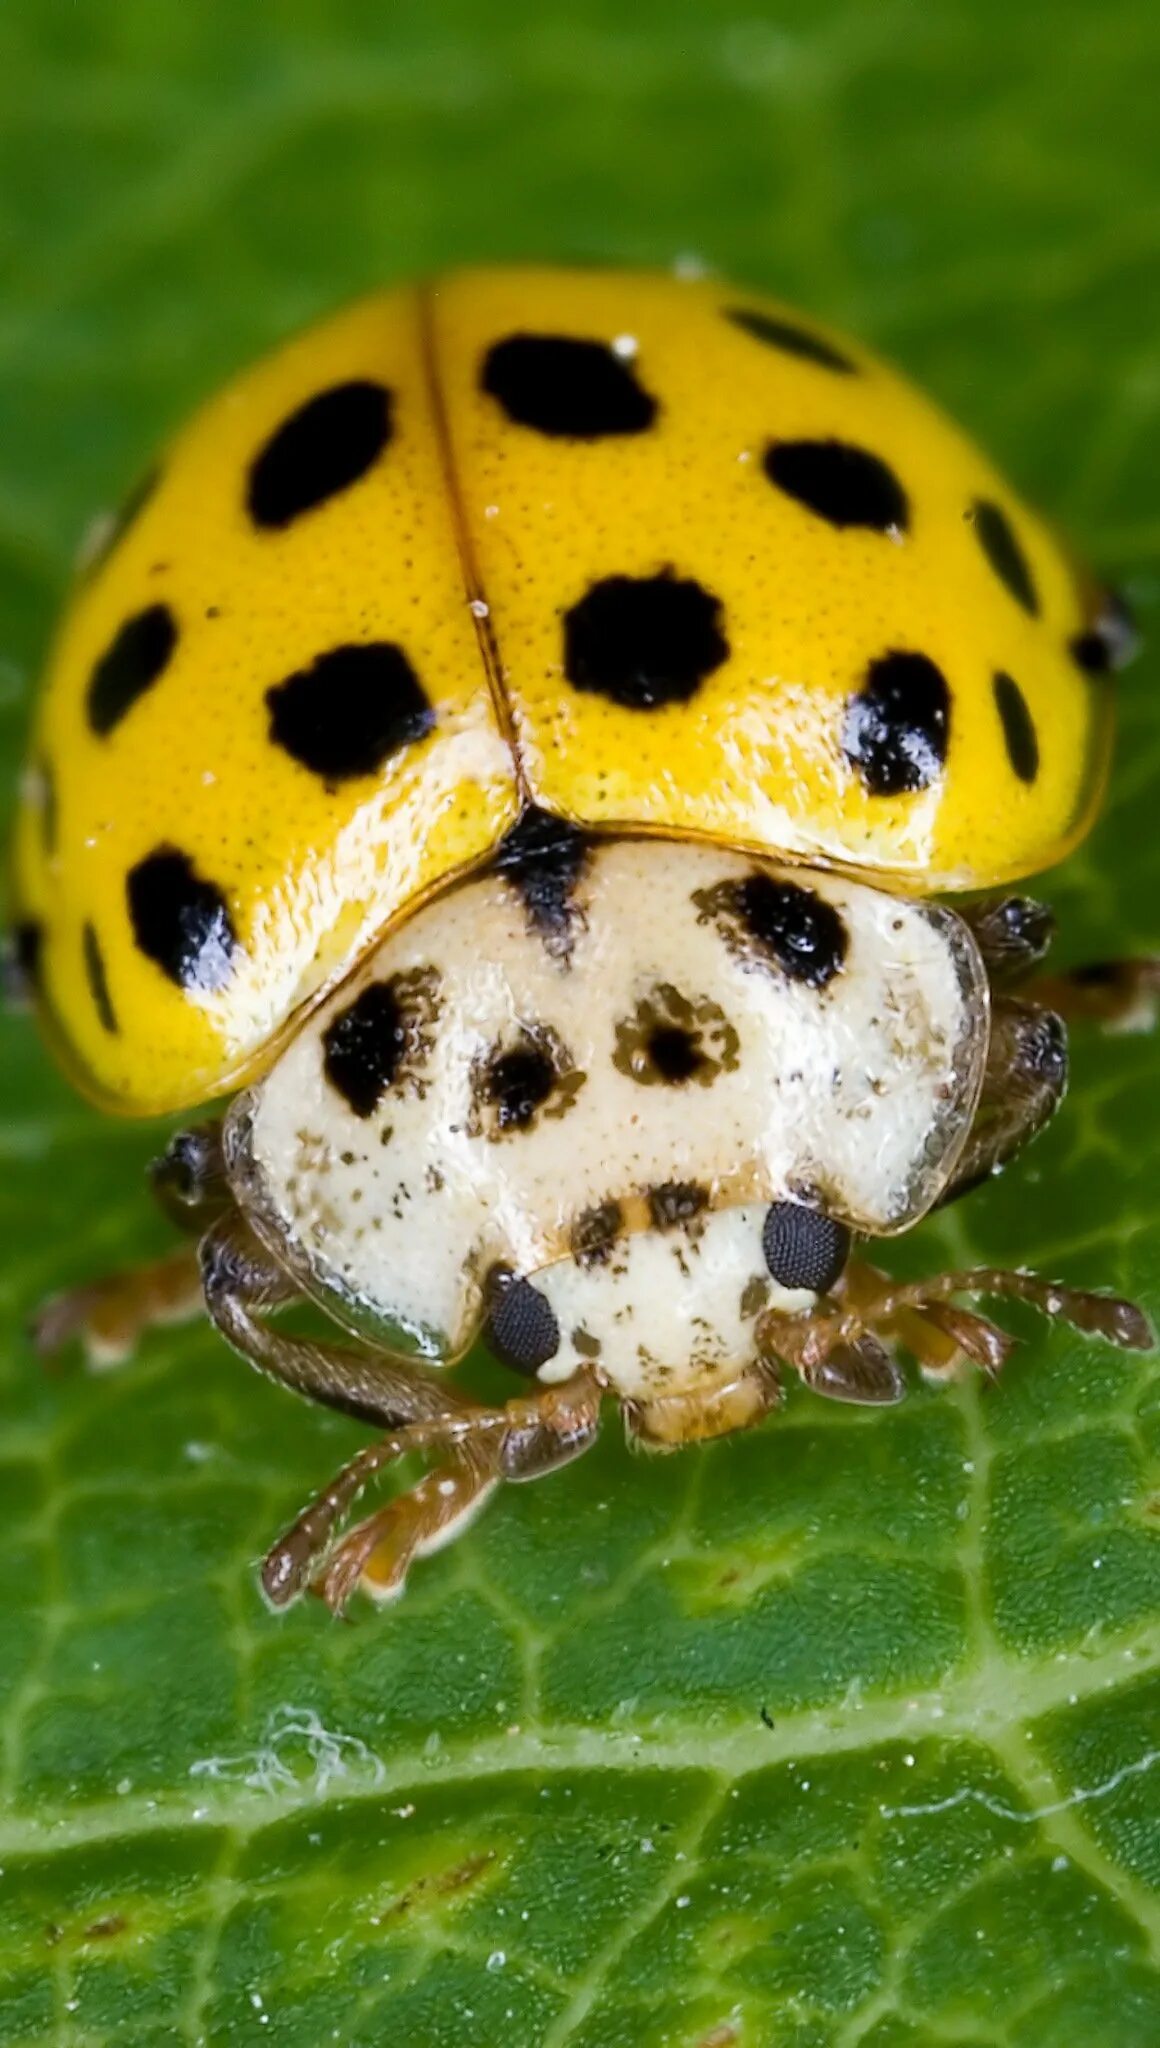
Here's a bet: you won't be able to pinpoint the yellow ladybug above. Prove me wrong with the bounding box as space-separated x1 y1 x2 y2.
14 266 1154 1614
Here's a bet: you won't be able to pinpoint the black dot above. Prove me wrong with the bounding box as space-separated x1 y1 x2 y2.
844 650 950 795
646 1023 706 1083
647 1181 709 1230
1070 589 1139 675
724 306 856 375
763 1202 850 1292
82 921 117 1034
564 572 729 710
126 848 236 993
993 672 1039 783
571 1200 624 1267
247 380 392 529
5 920 43 1003
485 1044 557 1131
84 464 161 578
267 642 435 783
484 1269 561 1375
87 604 178 736
323 981 410 1120
971 499 1038 616
764 439 908 533
481 334 657 438
733 873 848 989
493 806 590 957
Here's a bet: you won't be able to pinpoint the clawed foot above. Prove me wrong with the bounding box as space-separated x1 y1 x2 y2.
758 1256 1152 1405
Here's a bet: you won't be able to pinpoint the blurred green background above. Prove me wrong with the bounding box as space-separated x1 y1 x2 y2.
3 3 1160 2044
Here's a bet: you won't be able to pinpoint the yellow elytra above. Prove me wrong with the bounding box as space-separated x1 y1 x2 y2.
12 266 1130 1116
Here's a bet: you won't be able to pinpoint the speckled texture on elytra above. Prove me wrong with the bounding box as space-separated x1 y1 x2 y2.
14 264 1119 1116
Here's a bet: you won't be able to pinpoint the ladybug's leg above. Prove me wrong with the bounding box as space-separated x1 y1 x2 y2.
960 891 1160 1030
33 1243 206 1369
291 1371 602 1615
1026 958 1160 1032
961 894 1056 984
937 994 1068 1208
759 1263 1151 1392
199 1213 602 1610
32 1119 231 1368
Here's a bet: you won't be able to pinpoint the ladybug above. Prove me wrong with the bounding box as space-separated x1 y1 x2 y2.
13 266 1155 1613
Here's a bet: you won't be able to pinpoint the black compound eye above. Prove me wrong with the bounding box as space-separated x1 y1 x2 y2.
762 1201 850 1293
485 1270 561 1375
481 333 657 438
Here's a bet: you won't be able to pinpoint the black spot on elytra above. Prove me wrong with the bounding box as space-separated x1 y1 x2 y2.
647 1180 709 1231
564 571 729 709
484 1267 561 1374
481 334 657 438
126 849 236 993
844 650 950 795
493 806 590 959
83 464 161 577
763 1201 850 1292
1070 589 1139 674
993 671 1039 783
82 922 117 1034
87 604 178 735
485 1044 557 1131
971 499 1039 616
725 306 856 374
764 439 908 533
721 872 848 989
323 980 411 1120
267 642 435 782
247 380 392 529
571 1200 624 1267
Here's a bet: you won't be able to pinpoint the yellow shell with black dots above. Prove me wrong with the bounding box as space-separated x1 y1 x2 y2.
12 265 1134 1116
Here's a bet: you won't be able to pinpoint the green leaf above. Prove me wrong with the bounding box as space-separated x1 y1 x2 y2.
3 3 1160 2042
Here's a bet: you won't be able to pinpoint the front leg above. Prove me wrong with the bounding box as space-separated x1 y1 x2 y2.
759 1259 1151 1392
